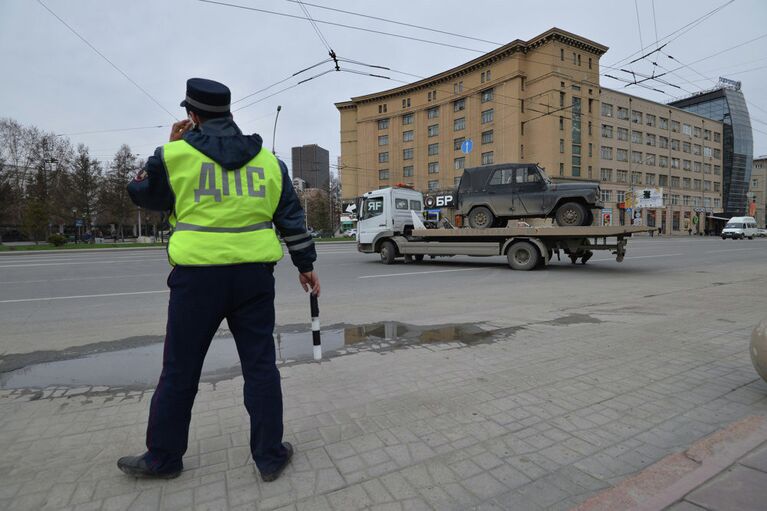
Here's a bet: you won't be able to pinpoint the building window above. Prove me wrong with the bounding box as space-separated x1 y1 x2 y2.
617 127 629 141
714 132 721 142
671 157 680 169
631 110 642 124
646 114 656 127
659 175 668 187
378 152 389 163
428 124 439 137
659 156 668 168
646 153 656 166
454 157 465 170
618 107 629 120
378 104 388 114
454 117 465 131
481 88 494 103
560 91 566 107
403 130 414 142
588 121 593 136
631 171 642 184
601 146 613 160
704 163 712 174
602 124 613 138
659 136 668 149
453 98 465 112
714 198 721 208
631 130 643 144
559 116 564 130
403 148 413 160
428 180 439 191
601 190 612 202
671 139 680 151
683 177 691 189
704 129 711 140
682 123 692 136
714 182 720 192
453 81 463 93
646 173 656 185
713 148 721 159
589 143 593 157
600 168 612 181
694 126 702 138
589 57 592 69
683 141 691 153
428 143 439 156
671 120 680 132
427 107 439 119
694 161 701 172
378 135 389 146
402 113 413 125
617 148 628 162
601 103 613 117
704 180 712 191
402 98 411 109
560 48 564 61
560 139 565 153
454 137 465 150
659 117 668 129
632 151 643 164
703 146 712 157
377 118 389 130
481 151 494 165
617 190 626 203
683 159 692 171
646 133 656 147
428 162 439 174
481 109 494 124
379 169 389 180
671 176 680 188
481 130 493 144
403 166 413 177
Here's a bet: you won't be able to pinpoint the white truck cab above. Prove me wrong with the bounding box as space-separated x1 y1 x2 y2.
357 186 424 247
721 216 758 240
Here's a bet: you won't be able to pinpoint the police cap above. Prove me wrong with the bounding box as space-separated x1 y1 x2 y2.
180 78 231 118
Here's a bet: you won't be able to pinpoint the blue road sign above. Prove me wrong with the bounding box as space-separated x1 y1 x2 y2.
460 139 473 154
75 219 84 227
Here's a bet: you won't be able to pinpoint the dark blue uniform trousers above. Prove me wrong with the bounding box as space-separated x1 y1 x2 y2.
145 263 289 474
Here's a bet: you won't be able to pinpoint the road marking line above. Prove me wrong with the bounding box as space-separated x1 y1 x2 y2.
590 253 683 262
359 268 485 279
0 258 167 268
0 290 168 304
0 272 167 285
705 248 761 253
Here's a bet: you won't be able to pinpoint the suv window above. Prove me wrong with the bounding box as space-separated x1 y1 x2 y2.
488 168 514 186
362 197 384 219
516 167 541 184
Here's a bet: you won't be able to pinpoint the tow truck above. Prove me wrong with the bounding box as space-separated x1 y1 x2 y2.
356 185 655 271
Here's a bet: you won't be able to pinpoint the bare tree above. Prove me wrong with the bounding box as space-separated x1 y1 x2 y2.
100 145 137 240
71 144 103 227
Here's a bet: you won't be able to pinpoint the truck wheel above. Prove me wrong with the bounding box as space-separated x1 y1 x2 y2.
554 202 587 226
507 241 540 271
468 207 495 229
380 241 396 264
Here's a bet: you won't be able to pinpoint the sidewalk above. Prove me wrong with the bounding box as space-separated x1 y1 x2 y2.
1 276 766 510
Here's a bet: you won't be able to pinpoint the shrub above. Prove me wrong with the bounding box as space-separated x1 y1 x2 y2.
47 234 67 246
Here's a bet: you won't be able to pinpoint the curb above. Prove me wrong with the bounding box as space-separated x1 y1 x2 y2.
572 415 767 511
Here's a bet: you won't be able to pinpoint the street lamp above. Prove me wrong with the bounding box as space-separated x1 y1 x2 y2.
272 105 282 154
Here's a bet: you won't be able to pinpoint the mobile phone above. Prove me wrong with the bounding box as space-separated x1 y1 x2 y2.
187 114 197 130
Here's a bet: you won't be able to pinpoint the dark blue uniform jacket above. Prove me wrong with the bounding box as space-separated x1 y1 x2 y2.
127 118 316 272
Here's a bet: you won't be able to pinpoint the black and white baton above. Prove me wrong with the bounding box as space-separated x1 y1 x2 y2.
310 293 321 361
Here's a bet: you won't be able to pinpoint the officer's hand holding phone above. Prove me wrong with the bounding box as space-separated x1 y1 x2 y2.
169 119 194 142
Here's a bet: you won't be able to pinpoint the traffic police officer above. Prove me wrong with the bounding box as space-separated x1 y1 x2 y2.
119 78 319 482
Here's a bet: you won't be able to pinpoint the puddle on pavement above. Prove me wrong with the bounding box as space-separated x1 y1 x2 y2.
0 322 498 390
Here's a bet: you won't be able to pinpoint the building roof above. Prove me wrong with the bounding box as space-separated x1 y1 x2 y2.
335 27 608 109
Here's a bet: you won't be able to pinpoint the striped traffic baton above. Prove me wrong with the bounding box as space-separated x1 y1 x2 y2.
310 293 322 360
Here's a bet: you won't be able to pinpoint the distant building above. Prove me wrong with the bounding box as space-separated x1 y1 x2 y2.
751 156 766 227
291 144 330 190
669 80 754 217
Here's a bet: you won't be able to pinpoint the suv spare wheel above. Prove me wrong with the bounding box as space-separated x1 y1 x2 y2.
555 202 587 226
468 206 495 229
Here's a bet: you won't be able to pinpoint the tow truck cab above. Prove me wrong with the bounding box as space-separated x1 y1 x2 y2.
357 186 423 251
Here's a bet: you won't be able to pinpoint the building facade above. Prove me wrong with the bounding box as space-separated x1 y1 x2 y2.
599 89 724 234
750 156 766 227
669 81 754 217
336 28 608 200
291 144 330 190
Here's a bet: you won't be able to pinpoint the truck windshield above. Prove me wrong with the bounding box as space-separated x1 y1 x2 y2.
361 197 384 219
537 167 552 184
725 222 743 229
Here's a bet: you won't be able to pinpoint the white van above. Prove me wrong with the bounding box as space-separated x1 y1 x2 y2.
721 216 758 240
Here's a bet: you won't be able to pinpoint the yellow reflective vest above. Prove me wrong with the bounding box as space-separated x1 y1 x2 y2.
162 140 284 266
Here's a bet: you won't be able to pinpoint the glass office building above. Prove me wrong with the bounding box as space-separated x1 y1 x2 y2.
670 82 753 217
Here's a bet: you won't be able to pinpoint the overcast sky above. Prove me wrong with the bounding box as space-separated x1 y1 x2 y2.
2 0 766 172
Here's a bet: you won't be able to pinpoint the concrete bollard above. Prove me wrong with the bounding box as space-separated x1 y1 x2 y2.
750 319 767 383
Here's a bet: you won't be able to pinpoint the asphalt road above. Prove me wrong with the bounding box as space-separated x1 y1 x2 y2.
1 236 765 357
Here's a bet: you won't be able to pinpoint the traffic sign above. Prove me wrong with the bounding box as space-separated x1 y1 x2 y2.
460 139 473 154
75 219 84 227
